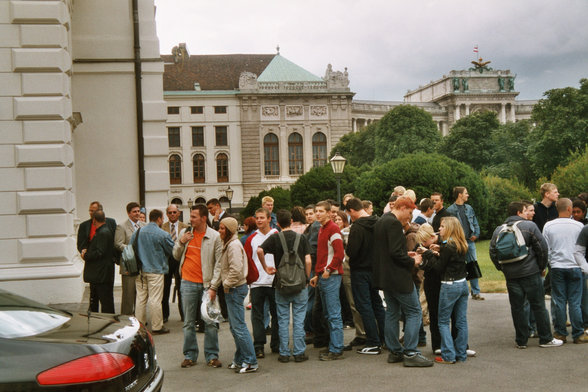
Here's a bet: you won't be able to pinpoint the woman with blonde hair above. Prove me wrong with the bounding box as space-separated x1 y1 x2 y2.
419 216 468 364
209 217 258 374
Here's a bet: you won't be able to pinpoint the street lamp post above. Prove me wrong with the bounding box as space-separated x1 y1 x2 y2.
330 152 346 205
225 186 234 215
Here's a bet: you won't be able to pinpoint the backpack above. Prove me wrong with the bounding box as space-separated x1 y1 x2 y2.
275 232 307 295
495 221 528 264
121 227 142 276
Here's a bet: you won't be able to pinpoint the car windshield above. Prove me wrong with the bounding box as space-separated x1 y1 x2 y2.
0 289 71 338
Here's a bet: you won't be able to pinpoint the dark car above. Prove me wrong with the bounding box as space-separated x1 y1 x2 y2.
0 289 163 392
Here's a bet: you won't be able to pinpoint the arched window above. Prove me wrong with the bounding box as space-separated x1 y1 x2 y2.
288 132 303 175
216 153 228 182
194 197 206 204
169 154 182 184
170 198 182 205
193 154 205 183
312 132 327 167
263 133 279 175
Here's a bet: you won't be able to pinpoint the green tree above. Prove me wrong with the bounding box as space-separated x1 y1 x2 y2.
240 187 291 219
549 147 588 197
486 120 536 187
440 111 500 171
290 164 361 207
330 122 376 167
528 79 588 179
373 105 441 164
353 153 489 236
482 175 534 236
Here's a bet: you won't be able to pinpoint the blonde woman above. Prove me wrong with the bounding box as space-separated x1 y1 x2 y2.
420 217 468 364
209 217 258 374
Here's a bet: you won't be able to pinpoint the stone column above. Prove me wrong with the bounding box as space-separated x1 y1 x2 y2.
454 105 461 121
510 104 516 122
500 103 506 124
465 104 470 116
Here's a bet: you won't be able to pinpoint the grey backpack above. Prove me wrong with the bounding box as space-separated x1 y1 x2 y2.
276 232 306 295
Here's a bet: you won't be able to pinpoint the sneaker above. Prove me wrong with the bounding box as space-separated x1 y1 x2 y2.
357 346 382 355
573 335 588 344
277 355 290 363
539 338 563 348
207 358 222 368
516 344 527 349
387 351 404 363
434 356 455 364
466 349 477 357
434 349 441 355
319 352 344 361
181 359 195 368
227 363 239 370
255 349 265 358
238 364 258 374
471 294 485 301
294 354 309 362
151 327 170 335
403 353 434 367
553 333 567 343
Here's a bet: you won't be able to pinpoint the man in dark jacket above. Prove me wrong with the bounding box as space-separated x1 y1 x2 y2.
489 201 562 349
82 210 115 313
373 197 433 367
77 201 117 254
346 198 385 355
431 192 450 232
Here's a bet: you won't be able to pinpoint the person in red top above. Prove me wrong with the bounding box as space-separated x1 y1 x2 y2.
310 201 345 360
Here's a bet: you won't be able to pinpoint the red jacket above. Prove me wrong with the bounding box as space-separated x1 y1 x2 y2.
316 220 344 275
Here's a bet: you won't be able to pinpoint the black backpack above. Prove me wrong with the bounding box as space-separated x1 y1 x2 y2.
275 232 306 295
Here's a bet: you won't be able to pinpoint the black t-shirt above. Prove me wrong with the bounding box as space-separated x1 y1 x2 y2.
260 230 311 267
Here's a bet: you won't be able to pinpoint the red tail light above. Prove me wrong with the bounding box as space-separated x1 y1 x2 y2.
37 353 134 385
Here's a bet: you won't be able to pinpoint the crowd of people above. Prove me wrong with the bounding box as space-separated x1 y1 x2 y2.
77 183 588 373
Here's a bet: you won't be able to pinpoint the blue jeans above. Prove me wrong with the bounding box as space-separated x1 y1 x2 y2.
275 288 308 356
438 281 468 362
318 274 344 354
582 275 588 328
225 284 257 367
466 241 480 295
383 285 422 355
550 268 584 339
180 280 219 362
351 270 386 347
506 273 553 345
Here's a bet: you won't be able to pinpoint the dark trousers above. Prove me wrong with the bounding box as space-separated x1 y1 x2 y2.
250 286 279 351
311 285 330 346
423 271 442 351
162 257 183 321
506 273 553 346
351 270 386 346
89 282 115 313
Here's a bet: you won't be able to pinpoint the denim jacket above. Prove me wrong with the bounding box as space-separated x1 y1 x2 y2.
131 222 174 274
447 203 480 239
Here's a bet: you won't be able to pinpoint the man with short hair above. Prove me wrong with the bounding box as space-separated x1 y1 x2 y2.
206 198 226 231
447 187 484 300
362 200 374 216
373 197 433 367
543 198 588 344
257 209 312 363
132 209 175 335
346 198 385 355
82 209 115 314
114 202 146 315
533 183 559 232
489 201 563 349
522 200 536 221
262 196 279 231
309 201 346 361
77 201 117 254
162 204 189 322
173 204 223 368
304 204 324 341
244 208 280 358
430 192 450 232
414 198 435 225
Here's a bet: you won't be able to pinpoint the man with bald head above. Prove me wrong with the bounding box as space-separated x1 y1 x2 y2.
162 204 189 322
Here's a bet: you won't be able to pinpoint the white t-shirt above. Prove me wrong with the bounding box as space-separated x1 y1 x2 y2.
250 228 278 288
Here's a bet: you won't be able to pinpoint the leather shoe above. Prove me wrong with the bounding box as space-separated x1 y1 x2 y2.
207 358 222 368
152 327 170 335
181 359 195 368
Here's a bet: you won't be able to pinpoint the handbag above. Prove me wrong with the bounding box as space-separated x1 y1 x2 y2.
121 228 142 276
465 260 482 281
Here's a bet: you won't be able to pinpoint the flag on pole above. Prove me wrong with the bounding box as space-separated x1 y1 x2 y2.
473 45 479 53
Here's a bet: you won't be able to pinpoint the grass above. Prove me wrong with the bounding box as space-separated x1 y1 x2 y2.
476 239 507 293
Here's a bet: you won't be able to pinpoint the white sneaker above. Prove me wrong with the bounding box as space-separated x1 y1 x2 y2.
434 349 441 355
356 346 382 355
466 349 477 357
539 338 563 348
239 364 258 374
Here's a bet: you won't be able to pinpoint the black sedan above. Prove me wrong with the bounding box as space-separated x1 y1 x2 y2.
0 289 163 392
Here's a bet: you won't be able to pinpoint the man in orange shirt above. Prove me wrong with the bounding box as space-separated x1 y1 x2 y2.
173 204 223 369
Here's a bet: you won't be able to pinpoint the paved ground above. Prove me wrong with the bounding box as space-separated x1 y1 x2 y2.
55 288 587 392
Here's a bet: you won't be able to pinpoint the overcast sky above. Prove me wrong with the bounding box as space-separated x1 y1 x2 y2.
153 0 588 101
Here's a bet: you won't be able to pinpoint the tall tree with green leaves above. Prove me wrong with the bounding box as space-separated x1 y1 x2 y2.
373 105 441 164
440 111 500 171
330 122 376 167
527 79 588 179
